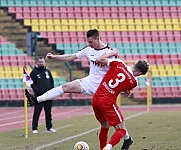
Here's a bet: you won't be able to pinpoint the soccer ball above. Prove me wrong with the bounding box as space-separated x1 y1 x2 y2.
74 141 89 150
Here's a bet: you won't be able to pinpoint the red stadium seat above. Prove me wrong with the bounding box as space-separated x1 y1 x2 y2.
8 7 16 13
37 6 45 12
23 13 31 19
30 7 38 13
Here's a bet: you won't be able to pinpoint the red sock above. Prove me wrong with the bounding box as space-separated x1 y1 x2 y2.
99 127 109 150
108 129 126 147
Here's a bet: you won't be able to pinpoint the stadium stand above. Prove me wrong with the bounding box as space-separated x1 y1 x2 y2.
0 0 181 104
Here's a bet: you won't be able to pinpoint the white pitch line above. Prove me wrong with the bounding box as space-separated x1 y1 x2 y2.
33 111 147 150
56 124 73 130
0 108 84 127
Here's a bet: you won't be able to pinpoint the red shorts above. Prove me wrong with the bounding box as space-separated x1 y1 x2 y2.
92 97 124 126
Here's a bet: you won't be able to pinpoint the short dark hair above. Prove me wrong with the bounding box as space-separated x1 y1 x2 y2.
86 29 99 39
135 60 149 75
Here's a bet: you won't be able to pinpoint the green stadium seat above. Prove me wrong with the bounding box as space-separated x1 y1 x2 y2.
139 0 147 6
14 0 22 6
29 0 37 6
73 0 81 6
95 0 103 6
162 0 169 6
0 0 8 6
22 0 30 6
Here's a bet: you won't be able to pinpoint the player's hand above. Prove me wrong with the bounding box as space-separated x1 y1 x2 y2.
45 53 54 60
112 48 119 57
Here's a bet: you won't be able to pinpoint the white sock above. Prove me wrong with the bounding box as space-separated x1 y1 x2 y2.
105 144 112 150
124 130 130 140
37 86 64 102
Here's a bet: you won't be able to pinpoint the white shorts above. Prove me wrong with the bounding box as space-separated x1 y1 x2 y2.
76 76 100 95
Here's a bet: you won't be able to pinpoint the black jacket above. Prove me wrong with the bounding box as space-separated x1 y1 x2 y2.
30 66 54 96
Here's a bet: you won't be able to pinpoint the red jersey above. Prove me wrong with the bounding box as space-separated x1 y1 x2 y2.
94 59 137 104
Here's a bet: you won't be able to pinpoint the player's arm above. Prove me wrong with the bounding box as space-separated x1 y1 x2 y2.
96 48 119 65
45 53 78 61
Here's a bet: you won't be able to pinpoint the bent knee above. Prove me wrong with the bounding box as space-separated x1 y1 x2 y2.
101 121 109 128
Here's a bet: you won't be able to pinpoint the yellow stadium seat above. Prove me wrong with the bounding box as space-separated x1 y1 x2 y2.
135 25 143 31
173 25 180 30
61 19 68 25
54 25 61 31
53 19 61 25
135 19 142 25
112 19 119 25
105 19 112 25
142 19 149 25
52 71 58 77
151 65 157 71
31 19 39 25
158 25 165 31
12 72 21 78
149 19 157 25
47 25 54 31
39 25 47 32
172 18 179 24
98 25 106 31
120 19 127 24
12 66 19 72
174 70 181 76
83 19 90 25
165 65 172 70
24 19 31 25
62 25 69 31
152 70 159 76
90 19 97 25
32 26 38 32
46 19 54 25
173 64 180 70
113 25 120 31
159 69 167 76
164 18 171 24
157 65 165 70
39 19 46 25
157 18 164 25
128 25 135 31
76 25 84 31
5 72 13 78
76 19 83 25
120 25 127 31
150 25 158 31
69 25 77 31
84 25 91 30
4 66 11 72
166 69 175 76
97 19 105 25
69 19 76 25
165 25 173 30
0 72 5 78
106 25 113 31
143 25 150 31
127 19 134 25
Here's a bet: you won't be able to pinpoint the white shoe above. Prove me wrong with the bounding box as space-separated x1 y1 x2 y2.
32 130 38 134
46 128 57 133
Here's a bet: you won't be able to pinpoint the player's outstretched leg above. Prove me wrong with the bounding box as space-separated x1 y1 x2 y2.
25 89 38 106
121 137 133 150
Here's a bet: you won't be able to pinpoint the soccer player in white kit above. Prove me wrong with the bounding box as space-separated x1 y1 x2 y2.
25 29 131 147
26 29 118 102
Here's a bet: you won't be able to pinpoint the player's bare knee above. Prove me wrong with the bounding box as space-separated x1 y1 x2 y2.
101 121 109 128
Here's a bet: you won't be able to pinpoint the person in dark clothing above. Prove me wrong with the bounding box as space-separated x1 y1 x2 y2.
30 57 56 134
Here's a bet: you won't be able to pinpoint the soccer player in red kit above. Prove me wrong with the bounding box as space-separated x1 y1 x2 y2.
92 56 149 150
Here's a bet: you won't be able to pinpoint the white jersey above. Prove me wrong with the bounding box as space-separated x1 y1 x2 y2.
75 45 115 95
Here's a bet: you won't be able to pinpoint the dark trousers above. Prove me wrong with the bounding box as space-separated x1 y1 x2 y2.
32 100 53 130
